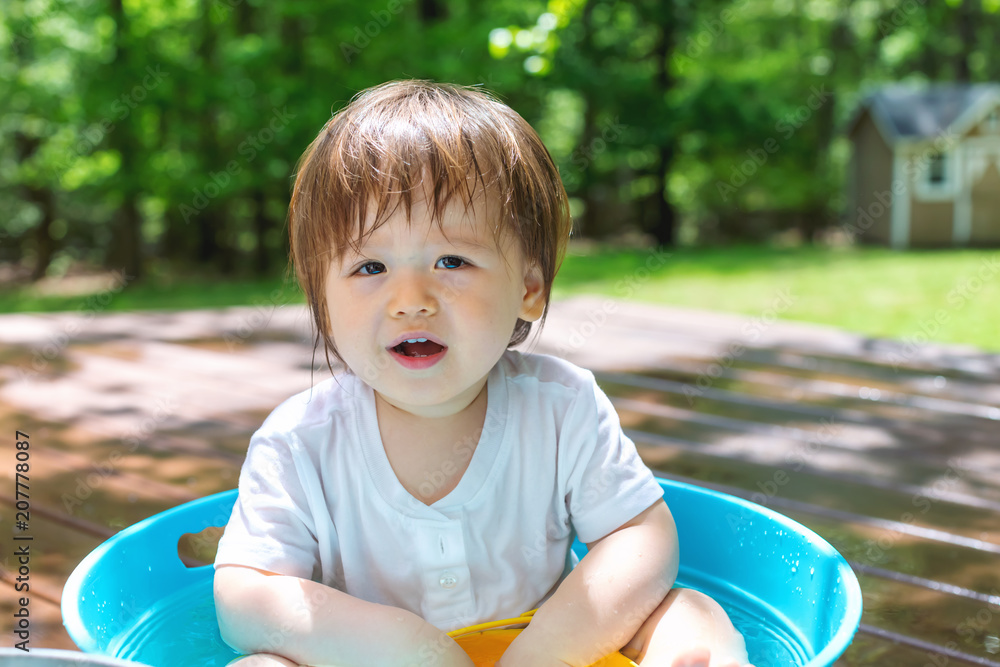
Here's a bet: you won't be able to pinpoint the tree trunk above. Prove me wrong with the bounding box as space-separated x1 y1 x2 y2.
576 0 600 239
253 189 271 275
194 0 226 268
12 6 58 280
115 196 143 280
26 186 57 281
649 143 675 247
646 2 677 248
802 0 854 242
954 0 976 82
107 0 143 279
13 132 58 281
419 0 447 22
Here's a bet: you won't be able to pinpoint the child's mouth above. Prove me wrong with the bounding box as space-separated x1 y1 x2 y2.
392 340 446 357
388 340 448 370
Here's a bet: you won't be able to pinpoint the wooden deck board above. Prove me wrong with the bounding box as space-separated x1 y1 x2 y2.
0 296 997 665
635 443 1000 545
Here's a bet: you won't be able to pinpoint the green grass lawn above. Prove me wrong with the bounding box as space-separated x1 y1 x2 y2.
552 244 1000 353
2 244 998 352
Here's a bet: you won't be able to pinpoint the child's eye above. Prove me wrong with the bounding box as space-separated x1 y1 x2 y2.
355 261 386 275
436 256 468 270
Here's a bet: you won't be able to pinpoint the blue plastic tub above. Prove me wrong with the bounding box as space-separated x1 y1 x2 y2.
62 477 862 666
0 648 144 665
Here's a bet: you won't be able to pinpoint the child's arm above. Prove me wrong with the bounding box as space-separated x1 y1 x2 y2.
498 499 678 667
215 565 476 667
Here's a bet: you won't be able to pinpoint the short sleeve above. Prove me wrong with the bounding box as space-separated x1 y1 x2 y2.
560 377 665 545
214 430 320 579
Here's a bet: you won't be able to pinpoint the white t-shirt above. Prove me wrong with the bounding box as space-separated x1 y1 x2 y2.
215 349 665 632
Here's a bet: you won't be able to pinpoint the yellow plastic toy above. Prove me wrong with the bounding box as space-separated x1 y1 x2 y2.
448 609 638 667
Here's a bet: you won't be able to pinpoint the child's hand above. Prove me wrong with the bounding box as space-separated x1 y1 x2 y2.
494 635 573 667
495 656 571 667
668 648 756 667
215 566 477 667
440 649 479 667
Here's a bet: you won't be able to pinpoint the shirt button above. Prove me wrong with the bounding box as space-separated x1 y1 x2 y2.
439 572 458 589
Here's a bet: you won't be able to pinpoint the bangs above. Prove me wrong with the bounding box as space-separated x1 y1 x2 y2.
290 81 565 269
333 101 508 258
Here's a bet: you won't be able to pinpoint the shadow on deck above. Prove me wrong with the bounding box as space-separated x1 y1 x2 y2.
0 296 997 665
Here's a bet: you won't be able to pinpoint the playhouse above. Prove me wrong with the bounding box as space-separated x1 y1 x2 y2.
846 83 1000 247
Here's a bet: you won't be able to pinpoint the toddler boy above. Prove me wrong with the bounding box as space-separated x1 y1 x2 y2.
214 80 750 667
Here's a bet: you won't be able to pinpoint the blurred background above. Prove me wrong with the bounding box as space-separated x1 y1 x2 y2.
3 2 1000 662
1 0 998 348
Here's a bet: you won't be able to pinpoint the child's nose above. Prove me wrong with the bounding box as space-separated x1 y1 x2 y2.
388 271 440 317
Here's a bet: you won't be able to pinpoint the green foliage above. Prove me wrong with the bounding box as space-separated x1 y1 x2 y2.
2 0 998 281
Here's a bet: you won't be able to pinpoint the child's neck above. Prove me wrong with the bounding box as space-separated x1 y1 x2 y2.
377 384 487 443
373 378 488 424
374 383 489 505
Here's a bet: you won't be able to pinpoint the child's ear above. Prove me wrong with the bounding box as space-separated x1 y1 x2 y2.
518 263 546 322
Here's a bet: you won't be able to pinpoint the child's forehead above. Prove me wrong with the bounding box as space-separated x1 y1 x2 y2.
355 188 503 249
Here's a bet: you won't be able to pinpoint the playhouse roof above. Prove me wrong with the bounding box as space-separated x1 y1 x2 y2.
849 83 1000 144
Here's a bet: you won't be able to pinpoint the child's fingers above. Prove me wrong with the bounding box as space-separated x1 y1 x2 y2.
668 647 711 667
226 654 301 667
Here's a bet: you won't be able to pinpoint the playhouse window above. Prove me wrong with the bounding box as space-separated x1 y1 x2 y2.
928 152 947 185
987 109 1000 133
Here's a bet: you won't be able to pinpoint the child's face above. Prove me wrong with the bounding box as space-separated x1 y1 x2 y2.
325 187 546 418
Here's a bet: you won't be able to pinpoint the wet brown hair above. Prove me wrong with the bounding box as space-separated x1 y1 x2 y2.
288 79 572 373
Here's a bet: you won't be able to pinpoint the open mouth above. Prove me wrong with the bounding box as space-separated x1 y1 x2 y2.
391 340 447 358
